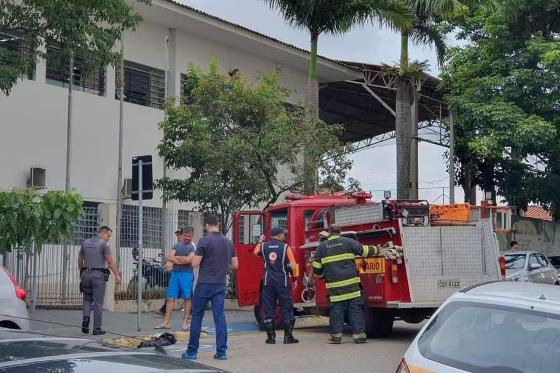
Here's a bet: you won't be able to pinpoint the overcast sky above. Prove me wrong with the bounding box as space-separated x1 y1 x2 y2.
178 0 465 203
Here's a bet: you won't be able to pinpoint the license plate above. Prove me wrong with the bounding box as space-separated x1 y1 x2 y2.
438 279 461 288
356 258 385 274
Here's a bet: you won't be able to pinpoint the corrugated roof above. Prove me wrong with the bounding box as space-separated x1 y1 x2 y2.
522 205 553 221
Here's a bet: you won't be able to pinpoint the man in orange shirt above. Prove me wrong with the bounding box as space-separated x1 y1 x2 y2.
254 226 299 345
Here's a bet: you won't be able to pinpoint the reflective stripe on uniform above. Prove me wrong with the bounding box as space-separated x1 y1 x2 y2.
312 261 323 269
328 235 340 241
362 245 369 257
321 253 355 264
325 276 360 289
329 290 362 302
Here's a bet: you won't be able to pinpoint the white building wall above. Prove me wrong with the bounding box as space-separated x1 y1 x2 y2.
0 17 309 209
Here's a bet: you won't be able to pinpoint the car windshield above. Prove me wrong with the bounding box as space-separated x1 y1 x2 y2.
505 254 526 270
418 301 560 373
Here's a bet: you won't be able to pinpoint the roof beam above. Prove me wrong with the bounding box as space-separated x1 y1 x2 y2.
362 84 396 118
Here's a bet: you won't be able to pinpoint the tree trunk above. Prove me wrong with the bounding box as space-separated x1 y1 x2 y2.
396 78 412 200
303 32 320 194
396 32 412 200
463 161 477 204
409 90 419 199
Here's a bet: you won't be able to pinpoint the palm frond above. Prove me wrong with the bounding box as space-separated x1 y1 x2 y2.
407 0 458 18
410 18 447 66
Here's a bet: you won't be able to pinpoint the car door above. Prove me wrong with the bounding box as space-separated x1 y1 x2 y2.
528 254 546 283
537 254 557 284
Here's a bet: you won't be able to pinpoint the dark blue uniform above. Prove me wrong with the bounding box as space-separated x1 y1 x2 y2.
257 239 295 324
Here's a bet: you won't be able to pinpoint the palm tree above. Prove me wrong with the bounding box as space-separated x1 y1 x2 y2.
262 0 414 192
395 0 455 199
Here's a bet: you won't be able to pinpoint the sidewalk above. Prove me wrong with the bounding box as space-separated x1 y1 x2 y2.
29 308 257 341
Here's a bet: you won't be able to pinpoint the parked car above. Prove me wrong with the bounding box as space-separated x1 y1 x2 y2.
0 266 29 330
0 328 229 372
547 256 560 285
504 250 557 284
397 281 560 373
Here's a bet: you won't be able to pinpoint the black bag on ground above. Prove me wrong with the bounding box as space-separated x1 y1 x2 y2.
137 332 177 348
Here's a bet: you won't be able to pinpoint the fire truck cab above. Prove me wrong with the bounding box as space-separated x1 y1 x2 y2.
233 192 502 338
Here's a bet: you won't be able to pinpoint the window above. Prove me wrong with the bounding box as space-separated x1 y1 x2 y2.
118 60 165 109
271 210 288 230
529 254 540 269
505 254 526 270
0 31 35 79
537 254 550 267
45 44 105 95
418 301 560 373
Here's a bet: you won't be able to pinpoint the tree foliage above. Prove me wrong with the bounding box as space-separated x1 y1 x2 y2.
440 0 560 216
0 189 83 254
156 62 354 231
0 0 146 95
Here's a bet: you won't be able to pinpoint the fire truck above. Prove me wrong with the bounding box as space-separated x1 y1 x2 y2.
233 192 503 337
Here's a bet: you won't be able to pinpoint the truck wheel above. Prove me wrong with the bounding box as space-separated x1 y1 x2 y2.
253 304 283 331
365 308 394 338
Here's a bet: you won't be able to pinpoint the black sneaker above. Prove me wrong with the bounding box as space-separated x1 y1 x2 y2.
81 316 90 334
327 335 342 344
92 329 106 336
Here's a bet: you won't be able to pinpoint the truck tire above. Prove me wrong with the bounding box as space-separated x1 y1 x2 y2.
365 308 394 338
253 304 283 331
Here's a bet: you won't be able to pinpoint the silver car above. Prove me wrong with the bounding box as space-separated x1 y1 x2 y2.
505 250 557 284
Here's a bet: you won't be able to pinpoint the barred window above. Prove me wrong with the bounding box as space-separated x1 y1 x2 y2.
0 31 35 79
118 60 165 109
120 205 162 248
46 45 106 96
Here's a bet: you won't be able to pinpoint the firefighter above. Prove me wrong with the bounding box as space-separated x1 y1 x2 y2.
254 226 299 345
313 225 379 344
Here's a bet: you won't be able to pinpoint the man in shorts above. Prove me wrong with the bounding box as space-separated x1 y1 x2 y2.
156 227 195 330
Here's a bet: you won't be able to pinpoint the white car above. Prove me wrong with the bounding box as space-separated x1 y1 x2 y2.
0 266 30 330
397 281 560 373
505 250 557 284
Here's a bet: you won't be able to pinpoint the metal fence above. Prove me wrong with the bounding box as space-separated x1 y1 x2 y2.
116 206 206 301
1 205 100 308
1 203 239 308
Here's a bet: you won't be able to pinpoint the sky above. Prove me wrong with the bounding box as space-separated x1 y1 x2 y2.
178 0 466 204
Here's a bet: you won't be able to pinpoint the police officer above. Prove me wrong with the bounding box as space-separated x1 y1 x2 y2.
254 226 299 345
313 225 378 344
78 226 121 335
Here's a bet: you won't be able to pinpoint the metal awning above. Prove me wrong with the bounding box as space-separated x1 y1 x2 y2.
320 61 449 150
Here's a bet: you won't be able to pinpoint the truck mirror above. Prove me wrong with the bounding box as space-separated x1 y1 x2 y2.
384 190 392 199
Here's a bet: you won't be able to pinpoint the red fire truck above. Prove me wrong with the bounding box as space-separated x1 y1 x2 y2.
233 192 502 337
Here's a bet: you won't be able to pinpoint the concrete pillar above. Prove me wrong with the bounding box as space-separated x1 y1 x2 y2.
99 203 117 312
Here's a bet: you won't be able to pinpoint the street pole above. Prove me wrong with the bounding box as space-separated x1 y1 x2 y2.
161 35 169 259
31 242 38 313
137 160 143 333
62 51 74 304
116 36 125 266
449 112 455 204
410 90 419 199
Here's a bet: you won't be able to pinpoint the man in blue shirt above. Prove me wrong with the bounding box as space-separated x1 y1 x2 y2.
183 214 238 361
156 227 195 331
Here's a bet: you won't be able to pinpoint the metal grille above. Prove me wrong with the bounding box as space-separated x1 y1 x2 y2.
332 204 384 226
402 220 500 304
45 45 106 96
118 60 165 109
0 31 35 79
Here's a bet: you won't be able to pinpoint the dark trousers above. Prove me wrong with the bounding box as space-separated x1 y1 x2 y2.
81 271 106 329
262 284 294 324
328 296 365 336
187 283 227 356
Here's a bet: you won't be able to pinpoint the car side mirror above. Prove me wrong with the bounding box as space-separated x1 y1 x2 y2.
529 263 542 271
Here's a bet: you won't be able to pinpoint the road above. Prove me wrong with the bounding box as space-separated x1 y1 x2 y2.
164 319 424 373
30 309 423 373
